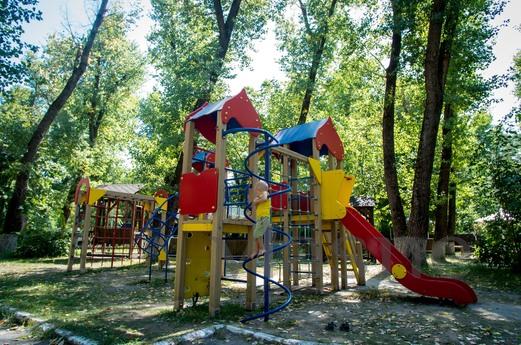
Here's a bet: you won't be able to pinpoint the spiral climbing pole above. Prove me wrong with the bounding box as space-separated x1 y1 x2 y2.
223 127 293 322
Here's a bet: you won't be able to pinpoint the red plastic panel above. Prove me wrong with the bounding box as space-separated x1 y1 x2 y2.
270 183 288 210
179 168 219 215
315 117 344 160
221 89 261 136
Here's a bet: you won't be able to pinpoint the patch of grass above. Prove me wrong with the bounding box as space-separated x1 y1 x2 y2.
0 309 19 327
424 257 521 294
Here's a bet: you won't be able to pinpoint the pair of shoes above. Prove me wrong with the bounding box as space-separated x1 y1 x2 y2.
325 321 350 332
339 322 350 332
325 321 336 331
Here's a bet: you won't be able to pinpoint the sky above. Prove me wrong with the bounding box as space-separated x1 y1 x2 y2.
23 0 521 120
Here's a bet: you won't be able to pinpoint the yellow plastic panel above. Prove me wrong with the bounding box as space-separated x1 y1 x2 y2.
308 157 322 184
184 232 211 298
88 188 106 205
155 197 168 211
321 170 347 220
183 222 212 232
338 175 355 207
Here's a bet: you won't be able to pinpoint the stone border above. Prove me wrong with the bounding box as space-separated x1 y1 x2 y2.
154 324 318 345
2 306 316 345
0 306 97 345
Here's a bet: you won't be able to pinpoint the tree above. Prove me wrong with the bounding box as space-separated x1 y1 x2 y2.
382 0 408 241
2 0 109 234
0 0 42 93
295 0 338 124
139 0 271 190
403 0 447 265
59 10 145 225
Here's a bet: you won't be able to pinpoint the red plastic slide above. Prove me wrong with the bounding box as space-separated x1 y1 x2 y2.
341 207 477 305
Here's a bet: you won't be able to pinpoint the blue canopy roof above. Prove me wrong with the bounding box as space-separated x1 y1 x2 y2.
273 118 345 160
275 119 330 157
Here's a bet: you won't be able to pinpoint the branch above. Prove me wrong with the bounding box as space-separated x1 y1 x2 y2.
224 0 242 39
298 0 313 36
213 0 226 42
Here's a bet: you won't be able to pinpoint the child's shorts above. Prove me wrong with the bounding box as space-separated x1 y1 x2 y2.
254 216 270 238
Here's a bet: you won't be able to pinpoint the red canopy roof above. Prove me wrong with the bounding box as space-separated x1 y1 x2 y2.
185 89 261 143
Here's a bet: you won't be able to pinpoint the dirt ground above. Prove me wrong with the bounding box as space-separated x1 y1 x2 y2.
1 257 520 344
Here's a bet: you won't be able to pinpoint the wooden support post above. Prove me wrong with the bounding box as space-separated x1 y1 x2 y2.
246 137 258 310
79 204 92 273
282 150 291 288
67 203 81 272
356 241 366 285
328 154 339 291
158 208 167 270
209 112 226 316
174 121 195 310
290 158 299 286
337 159 348 289
311 140 323 293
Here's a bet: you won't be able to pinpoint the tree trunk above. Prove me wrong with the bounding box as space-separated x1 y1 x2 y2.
446 178 456 255
382 0 408 249
405 0 447 266
1 0 109 234
297 0 338 125
432 104 454 260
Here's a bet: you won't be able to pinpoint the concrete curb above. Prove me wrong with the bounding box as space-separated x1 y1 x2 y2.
2 306 316 345
153 323 318 345
0 305 97 345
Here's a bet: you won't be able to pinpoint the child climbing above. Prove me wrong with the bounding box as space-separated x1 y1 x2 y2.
250 180 270 259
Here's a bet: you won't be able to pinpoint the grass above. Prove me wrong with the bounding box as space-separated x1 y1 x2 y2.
423 256 521 295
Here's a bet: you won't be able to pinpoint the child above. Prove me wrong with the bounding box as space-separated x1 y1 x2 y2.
250 180 270 259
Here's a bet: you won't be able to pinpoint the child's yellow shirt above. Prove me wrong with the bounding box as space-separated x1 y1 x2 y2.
256 198 271 218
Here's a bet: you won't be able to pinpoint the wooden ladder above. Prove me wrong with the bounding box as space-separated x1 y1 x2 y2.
322 228 365 286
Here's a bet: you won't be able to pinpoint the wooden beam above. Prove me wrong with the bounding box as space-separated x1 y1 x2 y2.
246 136 258 310
79 204 92 273
311 140 323 293
209 111 226 316
282 148 291 287
356 241 366 285
174 120 195 310
337 159 348 289
66 204 81 272
272 146 308 162
328 154 339 291
289 158 299 286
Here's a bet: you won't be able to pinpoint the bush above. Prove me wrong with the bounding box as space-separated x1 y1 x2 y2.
475 218 521 273
15 226 69 258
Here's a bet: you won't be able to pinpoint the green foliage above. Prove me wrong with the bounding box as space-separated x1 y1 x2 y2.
1 6 145 244
0 0 42 92
16 223 69 258
475 219 520 272
474 116 521 271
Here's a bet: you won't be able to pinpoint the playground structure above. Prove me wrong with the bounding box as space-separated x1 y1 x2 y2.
65 88 477 321
173 89 477 321
66 179 174 273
